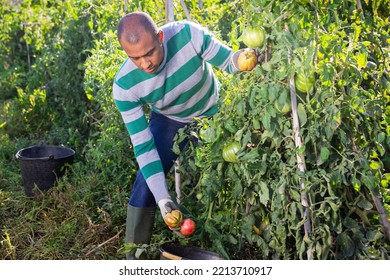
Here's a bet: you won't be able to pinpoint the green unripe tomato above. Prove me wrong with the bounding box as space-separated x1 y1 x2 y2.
274 98 292 114
222 142 240 163
241 26 266 48
296 0 310 4
294 71 315 93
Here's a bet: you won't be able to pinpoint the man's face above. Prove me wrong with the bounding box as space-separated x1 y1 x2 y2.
120 30 164 74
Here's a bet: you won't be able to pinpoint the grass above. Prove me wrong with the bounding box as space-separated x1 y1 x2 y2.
0 157 124 260
0 142 178 260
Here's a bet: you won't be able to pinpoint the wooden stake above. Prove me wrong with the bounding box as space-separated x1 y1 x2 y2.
165 0 174 22
285 23 312 260
180 0 191 21
175 158 181 204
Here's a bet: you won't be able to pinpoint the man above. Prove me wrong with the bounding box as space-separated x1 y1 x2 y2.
113 12 260 259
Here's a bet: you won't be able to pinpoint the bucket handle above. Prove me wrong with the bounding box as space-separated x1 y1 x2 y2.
161 251 184 260
35 141 54 160
15 151 55 161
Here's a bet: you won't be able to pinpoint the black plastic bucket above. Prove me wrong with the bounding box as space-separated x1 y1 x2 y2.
160 243 223 260
15 144 75 197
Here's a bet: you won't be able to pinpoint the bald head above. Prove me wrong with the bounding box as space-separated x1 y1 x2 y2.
117 12 159 44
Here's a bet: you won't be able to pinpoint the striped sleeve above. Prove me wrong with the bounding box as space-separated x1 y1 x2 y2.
187 21 238 74
113 82 170 203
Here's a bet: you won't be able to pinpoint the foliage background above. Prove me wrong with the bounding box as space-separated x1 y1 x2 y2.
0 0 389 260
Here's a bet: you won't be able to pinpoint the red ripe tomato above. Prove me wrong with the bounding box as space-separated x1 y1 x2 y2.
180 218 196 236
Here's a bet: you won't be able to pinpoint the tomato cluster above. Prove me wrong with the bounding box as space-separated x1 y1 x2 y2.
163 210 196 237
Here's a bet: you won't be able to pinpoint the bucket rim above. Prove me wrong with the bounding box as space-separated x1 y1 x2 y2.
160 242 224 260
15 145 75 161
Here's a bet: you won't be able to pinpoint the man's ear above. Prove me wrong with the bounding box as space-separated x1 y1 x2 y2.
158 30 164 43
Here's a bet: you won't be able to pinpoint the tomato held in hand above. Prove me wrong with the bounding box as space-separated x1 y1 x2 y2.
180 218 196 236
163 209 183 228
237 48 257 71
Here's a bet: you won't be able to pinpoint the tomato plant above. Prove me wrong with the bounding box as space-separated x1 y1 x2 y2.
176 0 390 260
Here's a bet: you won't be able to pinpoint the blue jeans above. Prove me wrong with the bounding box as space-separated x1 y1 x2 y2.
129 111 190 208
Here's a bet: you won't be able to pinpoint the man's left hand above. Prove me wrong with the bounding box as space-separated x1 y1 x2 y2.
158 198 185 238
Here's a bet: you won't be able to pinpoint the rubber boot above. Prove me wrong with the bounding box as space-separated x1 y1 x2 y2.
125 204 156 260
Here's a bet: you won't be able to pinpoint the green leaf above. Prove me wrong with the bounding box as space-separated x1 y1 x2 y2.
262 61 272 72
224 119 237 133
228 234 238 245
337 232 355 258
234 128 244 142
362 175 379 195
258 182 270 205
135 247 147 259
253 118 261 129
268 84 279 102
327 200 340 212
118 242 137 254
318 147 330 164
237 99 246 117
297 103 307 126
357 51 367 69
366 230 383 242
351 177 361 192
240 148 259 161
278 89 288 104
262 111 271 131
376 143 385 157
266 104 276 118
172 141 180 155
324 125 334 141
233 180 243 199
377 132 385 143
369 161 381 170
344 217 360 229
290 188 301 202
357 199 373 210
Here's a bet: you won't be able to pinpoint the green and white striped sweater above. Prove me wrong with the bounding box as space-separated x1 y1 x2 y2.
113 21 238 203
